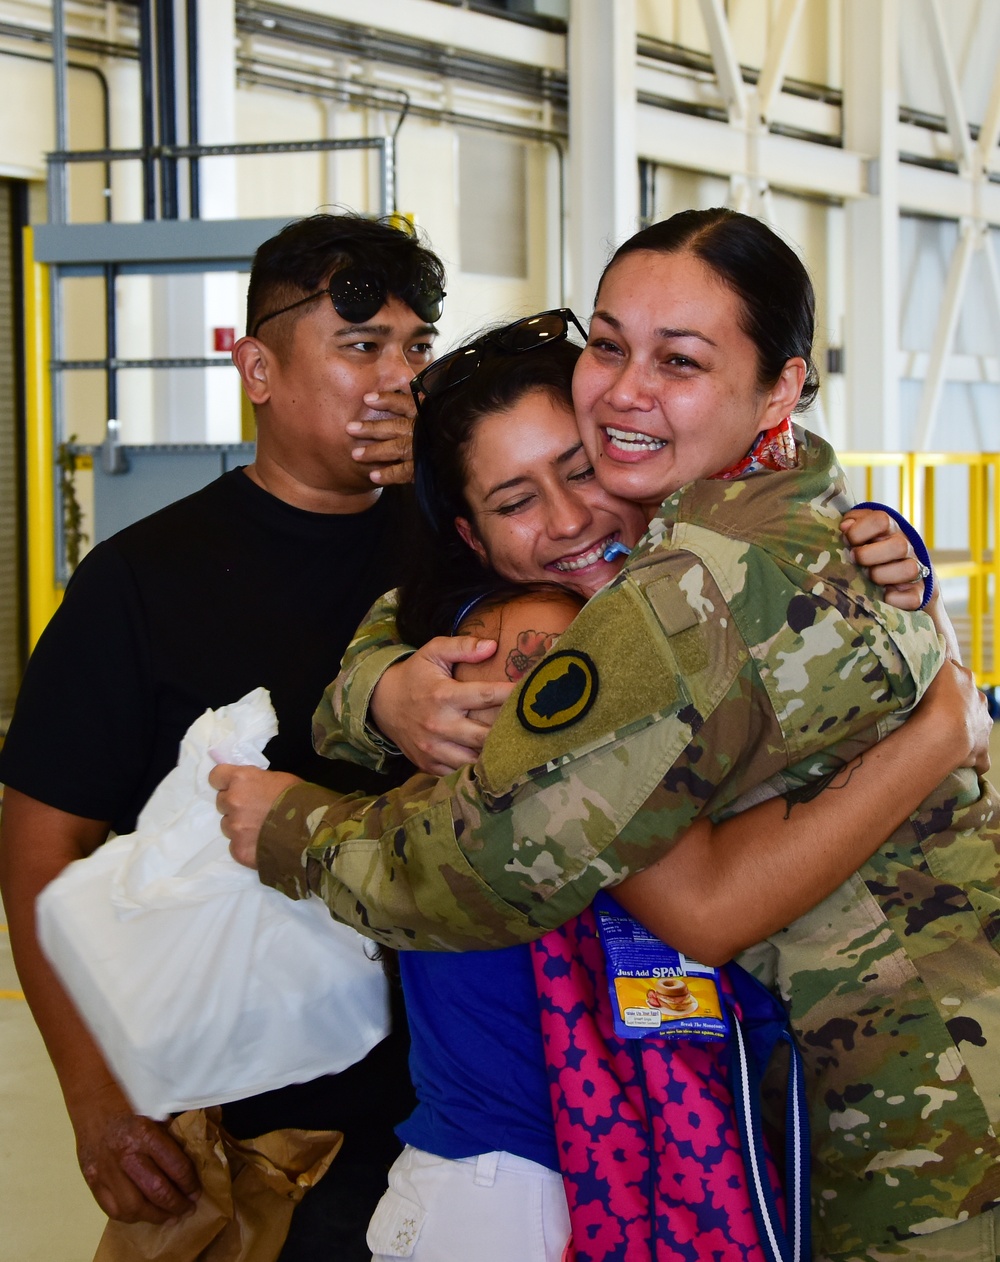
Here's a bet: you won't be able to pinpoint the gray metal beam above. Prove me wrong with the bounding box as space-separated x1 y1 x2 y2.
32 218 295 273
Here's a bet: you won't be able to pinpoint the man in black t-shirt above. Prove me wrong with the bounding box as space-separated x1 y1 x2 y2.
0 214 446 1260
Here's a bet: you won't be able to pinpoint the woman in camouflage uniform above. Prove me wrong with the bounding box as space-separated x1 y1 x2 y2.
216 209 1000 1260
322 329 976 1262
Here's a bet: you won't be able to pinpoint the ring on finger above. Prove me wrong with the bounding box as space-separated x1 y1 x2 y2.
915 562 931 582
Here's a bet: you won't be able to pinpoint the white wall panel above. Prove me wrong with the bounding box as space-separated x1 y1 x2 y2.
283 0 566 71
2 0 1000 460
0 56 50 178
899 0 1000 126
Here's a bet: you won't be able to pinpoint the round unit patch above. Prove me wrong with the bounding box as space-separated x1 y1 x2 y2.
516 649 599 733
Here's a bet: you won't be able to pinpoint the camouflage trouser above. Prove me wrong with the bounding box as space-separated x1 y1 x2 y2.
820 1208 1000 1262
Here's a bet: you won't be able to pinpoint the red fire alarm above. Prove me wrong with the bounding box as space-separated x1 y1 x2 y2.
213 327 236 352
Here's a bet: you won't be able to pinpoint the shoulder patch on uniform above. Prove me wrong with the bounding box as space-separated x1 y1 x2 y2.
643 574 701 635
516 649 598 733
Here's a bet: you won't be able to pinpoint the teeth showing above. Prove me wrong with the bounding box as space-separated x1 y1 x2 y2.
604 425 666 452
553 535 615 572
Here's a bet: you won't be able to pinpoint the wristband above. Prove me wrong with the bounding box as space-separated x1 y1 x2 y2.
852 501 934 610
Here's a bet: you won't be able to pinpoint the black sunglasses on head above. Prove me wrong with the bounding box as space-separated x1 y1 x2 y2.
409 308 587 414
251 263 446 337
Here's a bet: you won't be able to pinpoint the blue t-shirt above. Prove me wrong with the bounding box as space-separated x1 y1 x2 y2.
397 944 559 1171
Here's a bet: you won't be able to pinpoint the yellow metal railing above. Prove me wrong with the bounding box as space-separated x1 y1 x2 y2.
841 451 1000 688
23 226 61 651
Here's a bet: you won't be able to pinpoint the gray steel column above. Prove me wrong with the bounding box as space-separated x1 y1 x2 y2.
50 0 69 224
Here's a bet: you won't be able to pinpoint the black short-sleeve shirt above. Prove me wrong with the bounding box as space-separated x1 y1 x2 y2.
0 468 416 1138
1 469 411 833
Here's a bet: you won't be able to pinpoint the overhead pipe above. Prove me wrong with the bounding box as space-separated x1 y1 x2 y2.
88 61 113 222
234 2 566 108
50 0 69 223
236 62 410 133
155 0 179 218
237 57 568 298
138 0 157 219
103 263 122 477
186 0 201 218
639 158 655 226
6 49 112 219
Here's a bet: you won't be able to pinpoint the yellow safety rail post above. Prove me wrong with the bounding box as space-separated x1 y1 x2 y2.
23 226 61 649
968 457 983 677
842 451 998 687
973 458 987 676
982 456 993 684
975 456 988 681
837 452 911 520
993 454 1000 692
916 452 994 684
989 451 1000 691
844 448 1000 689
921 464 935 547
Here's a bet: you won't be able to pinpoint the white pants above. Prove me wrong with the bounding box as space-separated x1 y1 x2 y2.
367 1145 571 1262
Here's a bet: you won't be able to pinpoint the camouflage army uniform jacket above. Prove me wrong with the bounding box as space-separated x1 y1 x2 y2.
262 428 1000 1254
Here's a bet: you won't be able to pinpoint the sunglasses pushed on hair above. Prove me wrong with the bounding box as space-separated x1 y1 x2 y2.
251 263 446 337
409 308 587 414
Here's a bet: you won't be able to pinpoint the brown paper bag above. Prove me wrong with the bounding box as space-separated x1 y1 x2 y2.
93 1107 343 1262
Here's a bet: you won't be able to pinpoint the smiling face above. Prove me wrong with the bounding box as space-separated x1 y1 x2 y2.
235 292 437 509
572 249 805 508
454 389 648 599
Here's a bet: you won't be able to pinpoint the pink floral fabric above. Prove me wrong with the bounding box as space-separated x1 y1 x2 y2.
531 909 784 1261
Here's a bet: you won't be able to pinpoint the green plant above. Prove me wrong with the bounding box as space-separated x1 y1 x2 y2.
56 436 88 572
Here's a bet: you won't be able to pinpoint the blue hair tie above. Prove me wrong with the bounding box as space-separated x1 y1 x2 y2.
852 501 934 610
451 593 490 635
602 540 631 562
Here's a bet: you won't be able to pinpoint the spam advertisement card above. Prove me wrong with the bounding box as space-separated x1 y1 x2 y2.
593 891 728 1043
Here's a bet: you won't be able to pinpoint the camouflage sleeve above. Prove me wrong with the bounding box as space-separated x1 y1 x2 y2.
261 538 938 952
258 642 780 952
312 588 415 772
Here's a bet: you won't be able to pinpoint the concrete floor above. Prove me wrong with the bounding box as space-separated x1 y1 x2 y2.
3 720 1000 1261
0 891 106 1261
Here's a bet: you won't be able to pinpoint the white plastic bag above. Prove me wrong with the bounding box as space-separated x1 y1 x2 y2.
37 687 390 1120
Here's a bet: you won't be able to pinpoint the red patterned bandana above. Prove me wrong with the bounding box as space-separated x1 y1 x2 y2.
712 416 796 480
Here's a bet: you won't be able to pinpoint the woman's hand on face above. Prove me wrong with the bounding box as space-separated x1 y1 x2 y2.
208 764 303 868
912 659 992 777
841 508 926 610
370 637 516 776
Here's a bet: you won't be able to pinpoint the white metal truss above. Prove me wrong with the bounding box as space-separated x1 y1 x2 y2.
11 0 1000 454
698 0 749 125
636 0 865 207
626 0 1000 452
692 0 806 223
756 0 806 125
912 0 1000 448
